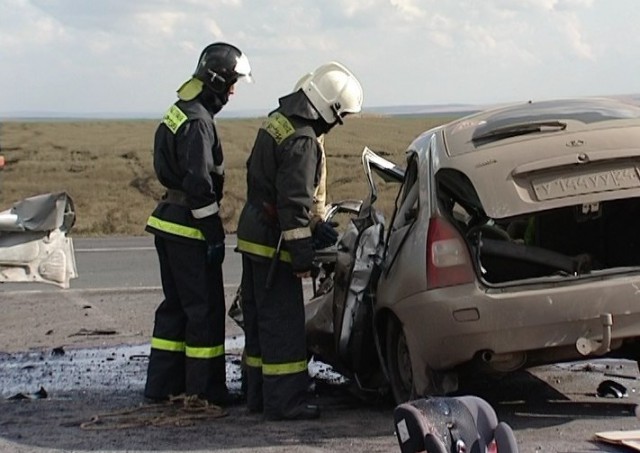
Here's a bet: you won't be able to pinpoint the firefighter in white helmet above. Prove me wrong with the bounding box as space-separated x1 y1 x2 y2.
236 61 363 420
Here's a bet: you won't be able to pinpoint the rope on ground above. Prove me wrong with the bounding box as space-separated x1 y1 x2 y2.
80 394 228 430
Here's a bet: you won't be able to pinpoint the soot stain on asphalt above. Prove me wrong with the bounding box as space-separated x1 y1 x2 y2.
0 337 347 400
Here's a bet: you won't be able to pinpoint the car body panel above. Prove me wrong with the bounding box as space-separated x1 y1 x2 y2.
0 192 78 288
380 141 433 301
443 98 640 157
394 272 640 366
438 98 640 218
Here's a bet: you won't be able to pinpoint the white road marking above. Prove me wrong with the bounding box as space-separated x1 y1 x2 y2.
0 282 313 296
76 244 238 253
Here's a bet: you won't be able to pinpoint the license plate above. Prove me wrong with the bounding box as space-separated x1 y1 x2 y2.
532 165 640 200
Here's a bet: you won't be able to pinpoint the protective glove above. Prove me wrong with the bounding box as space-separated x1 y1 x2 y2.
312 221 339 249
206 242 225 265
194 215 226 265
287 237 314 274
194 214 225 245
211 173 225 202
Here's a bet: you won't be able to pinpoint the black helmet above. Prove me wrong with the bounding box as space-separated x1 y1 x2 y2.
177 42 252 101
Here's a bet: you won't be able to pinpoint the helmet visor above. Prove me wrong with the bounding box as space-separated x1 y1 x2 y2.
234 53 253 84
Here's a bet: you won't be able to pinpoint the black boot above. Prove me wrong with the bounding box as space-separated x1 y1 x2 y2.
207 391 244 407
265 403 320 421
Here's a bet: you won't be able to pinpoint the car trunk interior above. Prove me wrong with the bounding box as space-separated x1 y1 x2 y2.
436 169 640 284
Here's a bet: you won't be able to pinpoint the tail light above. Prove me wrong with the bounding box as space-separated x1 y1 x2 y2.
427 216 474 289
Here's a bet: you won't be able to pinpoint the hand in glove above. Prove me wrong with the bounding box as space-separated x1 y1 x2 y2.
312 221 339 249
212 173 225 202
195 214 225 244
206 242 226 265
194 215 226 265
287 237 314 275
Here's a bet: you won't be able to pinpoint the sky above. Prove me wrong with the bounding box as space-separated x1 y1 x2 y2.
1 0 639 118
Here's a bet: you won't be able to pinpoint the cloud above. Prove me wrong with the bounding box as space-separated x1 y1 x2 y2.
390 0 426 20
561 13 594 60
0 0 638 115
134 11 188 38
0 1 66 53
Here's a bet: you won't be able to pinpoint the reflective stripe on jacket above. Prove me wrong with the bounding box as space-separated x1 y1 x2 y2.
145 100 224 243
236 109 321 260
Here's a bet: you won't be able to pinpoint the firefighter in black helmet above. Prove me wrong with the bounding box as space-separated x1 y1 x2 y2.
236 62 363 420
144 42 252 405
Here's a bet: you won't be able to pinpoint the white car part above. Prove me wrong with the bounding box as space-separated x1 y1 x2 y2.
0 192 78 288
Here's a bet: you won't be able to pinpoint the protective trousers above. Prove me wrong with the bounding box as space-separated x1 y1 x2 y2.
145 236 227 402
241 254 309 417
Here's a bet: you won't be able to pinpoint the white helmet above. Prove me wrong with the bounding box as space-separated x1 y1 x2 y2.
294 72 312 92
298 62 363 125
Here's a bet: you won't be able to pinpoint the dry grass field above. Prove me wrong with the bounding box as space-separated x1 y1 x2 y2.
0 115 456 236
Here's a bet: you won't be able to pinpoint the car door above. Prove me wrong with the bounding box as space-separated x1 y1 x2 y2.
332 148 404 375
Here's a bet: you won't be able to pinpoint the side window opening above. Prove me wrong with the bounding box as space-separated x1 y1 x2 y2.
383 154 420 275
435 168 486 233
391 154 419 232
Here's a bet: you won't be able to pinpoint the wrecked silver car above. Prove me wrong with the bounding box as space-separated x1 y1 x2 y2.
306 97 640 404
0 192 78 288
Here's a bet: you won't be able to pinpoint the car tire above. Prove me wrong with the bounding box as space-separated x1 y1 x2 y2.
386 317 418 404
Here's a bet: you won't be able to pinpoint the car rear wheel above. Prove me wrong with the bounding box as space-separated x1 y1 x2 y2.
386 318 417 404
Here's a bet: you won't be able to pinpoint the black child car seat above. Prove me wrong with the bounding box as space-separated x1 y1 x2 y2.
393 395 519 453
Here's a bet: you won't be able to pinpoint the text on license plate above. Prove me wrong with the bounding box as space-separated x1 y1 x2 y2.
532 166 640 201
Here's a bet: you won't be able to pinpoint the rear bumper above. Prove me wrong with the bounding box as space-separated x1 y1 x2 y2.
391 274 640 372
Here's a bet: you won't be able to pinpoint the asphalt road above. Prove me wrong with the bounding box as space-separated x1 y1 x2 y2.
3 236 640 452
71 234 244 290
0 234 243 291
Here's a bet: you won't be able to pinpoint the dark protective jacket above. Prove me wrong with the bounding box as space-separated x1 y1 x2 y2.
236 92 323 266
145 98 224 243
